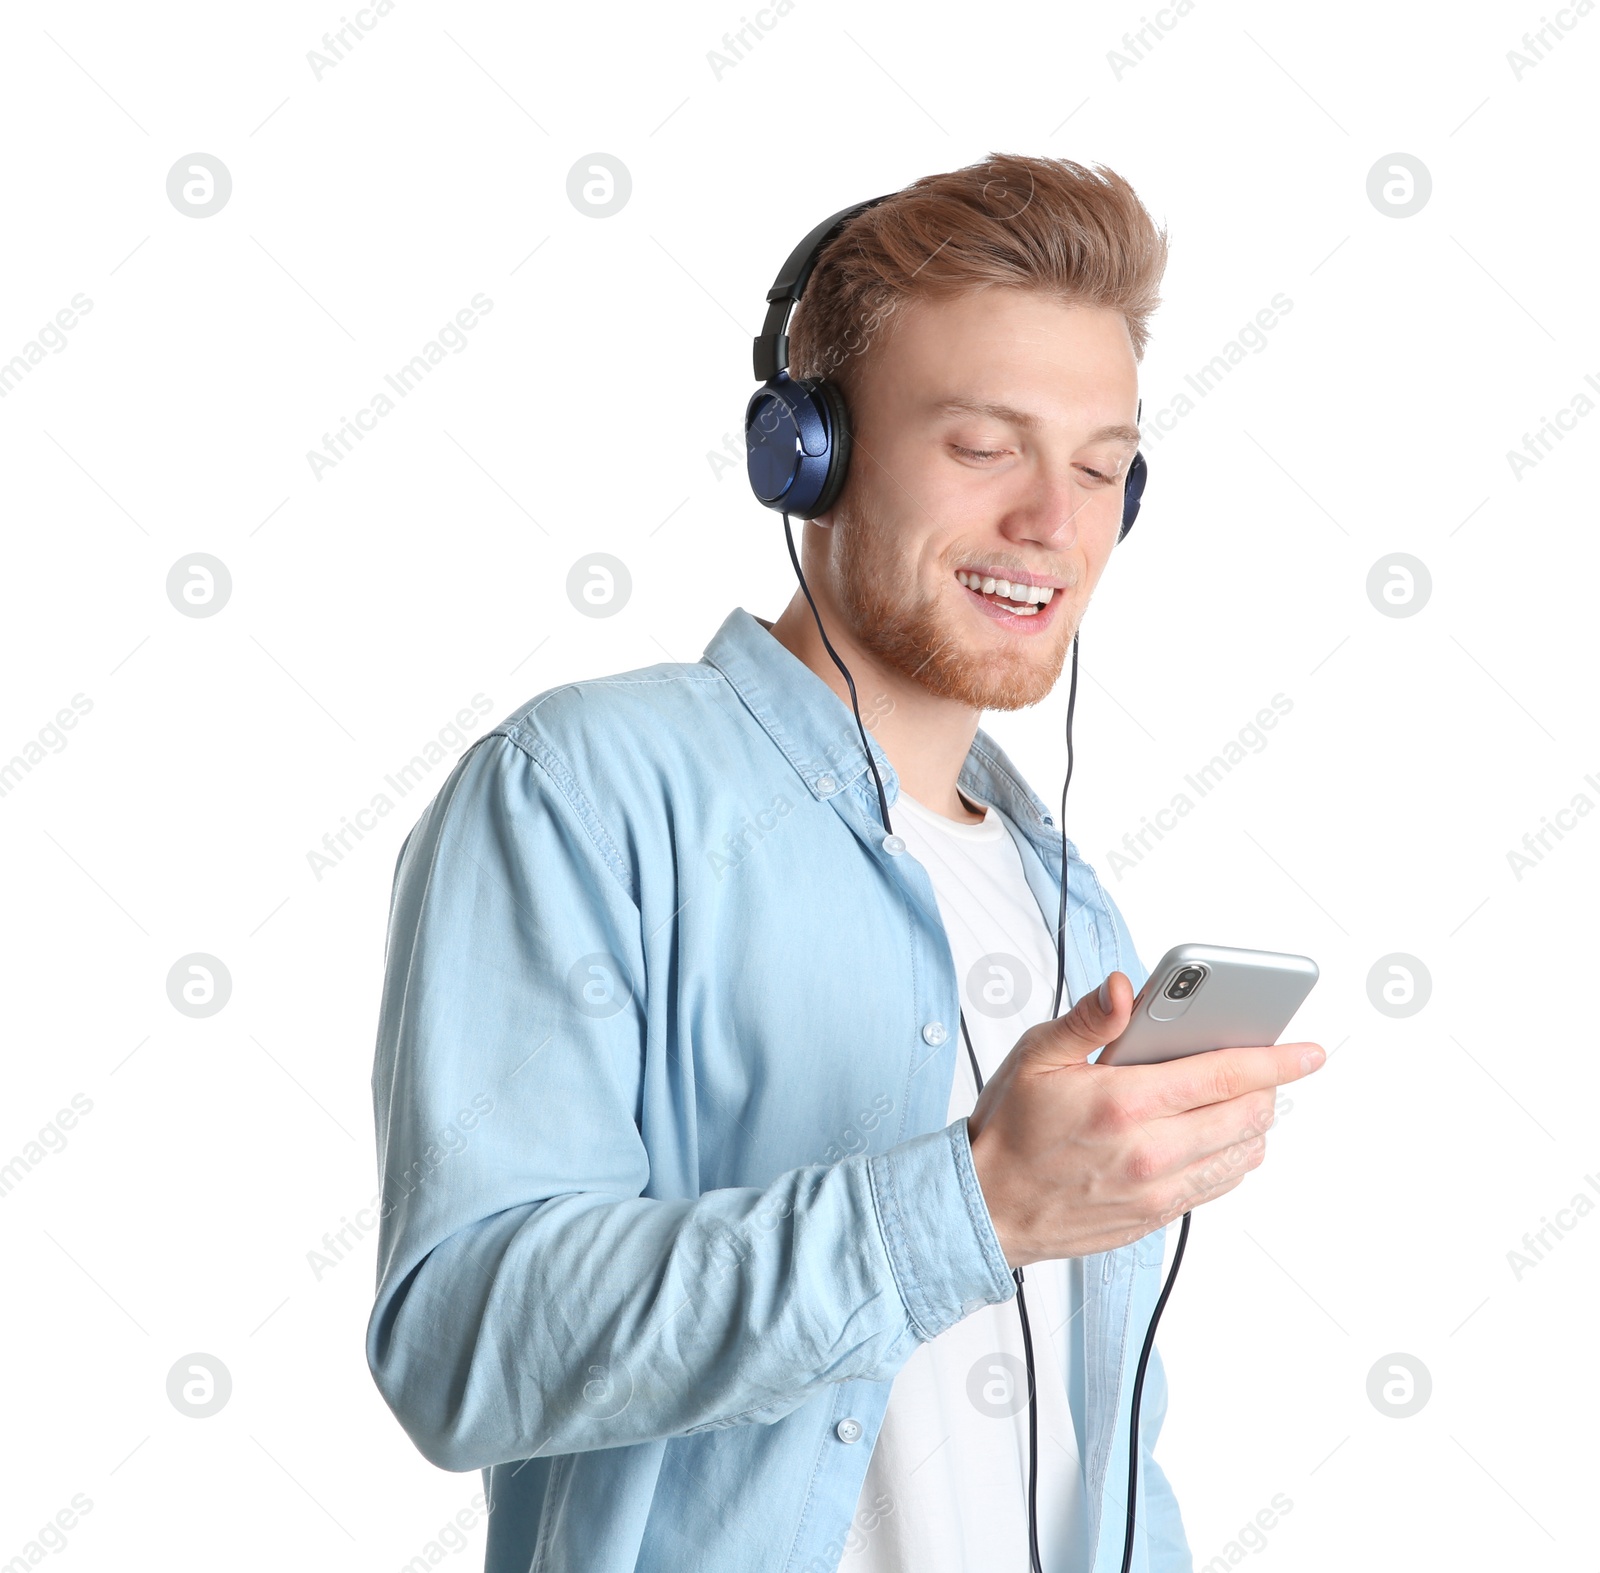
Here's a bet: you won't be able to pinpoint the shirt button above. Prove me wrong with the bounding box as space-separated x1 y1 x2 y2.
922 1021 947 1046
816 774 836 794
882 834 906 856
835 1418 863 1444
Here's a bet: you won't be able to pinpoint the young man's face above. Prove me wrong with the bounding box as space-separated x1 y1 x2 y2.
824 287 1141 711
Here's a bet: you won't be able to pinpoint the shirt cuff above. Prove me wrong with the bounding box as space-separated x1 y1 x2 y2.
866 1117 1017 1341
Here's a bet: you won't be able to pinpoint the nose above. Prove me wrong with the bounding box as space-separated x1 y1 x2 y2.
995 457 1089 553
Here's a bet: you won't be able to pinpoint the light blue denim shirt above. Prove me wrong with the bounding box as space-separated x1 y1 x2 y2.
366 606 1192 1573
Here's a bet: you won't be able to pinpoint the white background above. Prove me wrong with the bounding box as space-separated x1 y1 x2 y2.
1 0 1595 1568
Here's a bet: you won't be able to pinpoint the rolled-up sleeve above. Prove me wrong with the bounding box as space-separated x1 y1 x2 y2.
364 730 1017 1472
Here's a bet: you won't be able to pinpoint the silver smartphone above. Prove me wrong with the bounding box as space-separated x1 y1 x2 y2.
1095 943 1319 1067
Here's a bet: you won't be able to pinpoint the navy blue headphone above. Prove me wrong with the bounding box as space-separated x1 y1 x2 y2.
744 193 1149 539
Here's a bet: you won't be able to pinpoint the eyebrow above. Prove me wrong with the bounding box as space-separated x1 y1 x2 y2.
932 396 1141 446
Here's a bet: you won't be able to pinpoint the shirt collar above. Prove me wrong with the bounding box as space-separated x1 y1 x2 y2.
700 607 1062 844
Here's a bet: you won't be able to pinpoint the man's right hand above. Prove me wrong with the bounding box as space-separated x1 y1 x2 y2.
966 970 1325 1268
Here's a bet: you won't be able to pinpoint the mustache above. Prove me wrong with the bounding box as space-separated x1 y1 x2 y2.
942 550 1081 588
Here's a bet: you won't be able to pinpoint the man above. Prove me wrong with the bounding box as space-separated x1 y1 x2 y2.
366 153 1325 1573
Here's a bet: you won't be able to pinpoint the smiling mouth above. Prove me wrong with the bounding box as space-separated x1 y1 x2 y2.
955 570 1057 616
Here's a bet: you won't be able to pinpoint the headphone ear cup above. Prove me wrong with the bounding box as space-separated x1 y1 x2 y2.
800 377 853 520
1118 449 1148 542
745 375 848 518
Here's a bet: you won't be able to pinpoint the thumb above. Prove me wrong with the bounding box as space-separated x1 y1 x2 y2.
1027 970 1134 1066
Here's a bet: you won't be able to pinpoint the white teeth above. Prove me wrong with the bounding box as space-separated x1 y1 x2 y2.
959 572 1056 605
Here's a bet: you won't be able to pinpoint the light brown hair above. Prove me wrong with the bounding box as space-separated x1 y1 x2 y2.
787 152 1169 403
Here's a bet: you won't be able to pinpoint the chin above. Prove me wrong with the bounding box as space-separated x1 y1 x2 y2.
886 618 1077 711
831 511 1081 709
925 652 1065 711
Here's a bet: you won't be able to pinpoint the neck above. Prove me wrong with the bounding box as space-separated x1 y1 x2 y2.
768 582 984 826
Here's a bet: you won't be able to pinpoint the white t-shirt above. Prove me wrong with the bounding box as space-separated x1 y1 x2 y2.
844 789 1088 1572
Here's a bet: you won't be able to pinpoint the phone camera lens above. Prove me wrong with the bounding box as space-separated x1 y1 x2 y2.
1163 965 1206 1000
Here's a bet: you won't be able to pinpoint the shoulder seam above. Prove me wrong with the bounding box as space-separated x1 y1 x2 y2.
518 665 723 722
486 725 640 907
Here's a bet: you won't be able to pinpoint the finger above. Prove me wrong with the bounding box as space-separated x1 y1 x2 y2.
1112 1156 1256 1248
1111 1040 1326 1119
1163 1153 1254 1223
1023 970 1135 1068
1130 1087 1280 1184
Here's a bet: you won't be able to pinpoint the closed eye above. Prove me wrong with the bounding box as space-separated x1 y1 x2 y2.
952 444 1121 484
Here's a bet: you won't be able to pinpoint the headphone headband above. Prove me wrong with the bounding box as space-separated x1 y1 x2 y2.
751 194 894 383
